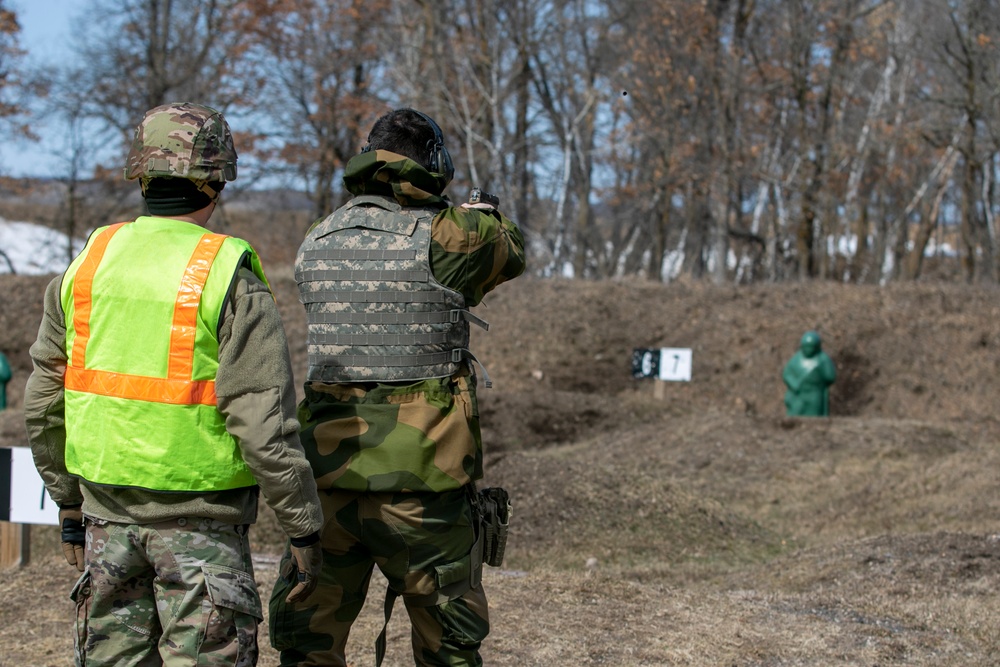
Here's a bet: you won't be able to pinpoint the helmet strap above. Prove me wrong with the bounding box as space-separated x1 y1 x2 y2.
195 180 223 204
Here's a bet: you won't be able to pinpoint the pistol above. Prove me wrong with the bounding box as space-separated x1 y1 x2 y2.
468 188 499 208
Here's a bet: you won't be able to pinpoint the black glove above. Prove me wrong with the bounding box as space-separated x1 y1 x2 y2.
59 505 86 572
285 533 323 604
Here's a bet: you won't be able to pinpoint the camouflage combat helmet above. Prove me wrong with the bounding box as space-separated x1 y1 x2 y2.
124 102 238 184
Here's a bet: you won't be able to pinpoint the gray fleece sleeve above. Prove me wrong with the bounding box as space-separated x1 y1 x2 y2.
215 268 323 539
24 275 83 507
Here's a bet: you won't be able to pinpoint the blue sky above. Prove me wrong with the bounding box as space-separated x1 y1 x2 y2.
3 0 78 176
14 0 75 64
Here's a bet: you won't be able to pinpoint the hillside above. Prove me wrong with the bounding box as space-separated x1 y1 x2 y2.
3 262 1000 664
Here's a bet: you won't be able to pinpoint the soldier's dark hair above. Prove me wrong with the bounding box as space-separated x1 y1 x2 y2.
363 109 438 167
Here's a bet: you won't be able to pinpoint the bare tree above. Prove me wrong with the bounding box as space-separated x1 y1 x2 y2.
0 2 42 273
0 1 33 140
68 0 260 138
522 0 624 279
915 0 1000 283
26 0 1000 286
22 0 264 264
245 0 389 219
44 70 135 265
0 1 49 170
383 0 545 234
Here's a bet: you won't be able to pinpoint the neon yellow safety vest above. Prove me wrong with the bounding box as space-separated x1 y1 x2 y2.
60 217 268 492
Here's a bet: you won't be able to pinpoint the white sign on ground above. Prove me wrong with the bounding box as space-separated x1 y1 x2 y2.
1 447 59 525
631 348 693 382
657 348 692 382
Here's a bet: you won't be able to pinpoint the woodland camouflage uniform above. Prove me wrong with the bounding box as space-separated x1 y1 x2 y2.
269 127 525 667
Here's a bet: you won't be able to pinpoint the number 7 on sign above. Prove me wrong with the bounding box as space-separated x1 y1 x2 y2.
658 348 692 382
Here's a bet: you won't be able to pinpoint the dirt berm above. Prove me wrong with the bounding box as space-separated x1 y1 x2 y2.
2 271 1000 666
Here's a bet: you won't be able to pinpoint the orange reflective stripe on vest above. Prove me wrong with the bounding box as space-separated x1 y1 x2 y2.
168 233 227 383
69 222 127 371
64 225 228 407
63 369 217 405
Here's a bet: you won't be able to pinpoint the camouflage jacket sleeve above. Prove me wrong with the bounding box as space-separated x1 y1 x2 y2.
215 268 323 540
24 275 82 507
430 205 526 307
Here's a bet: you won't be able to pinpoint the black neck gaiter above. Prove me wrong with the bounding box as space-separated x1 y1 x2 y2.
143 178 223 216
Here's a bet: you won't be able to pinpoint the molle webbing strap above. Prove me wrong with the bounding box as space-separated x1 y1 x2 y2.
309 350 462 369
461 348 493 388
312 332 448 345
296 268 429 283
299 247 417 262
305 309 489 328
460 309 490 331
307 331 451 346
298 247 426 283
301 291 447 305
299 197 485 383
65 227 227 406
295 248 430 283
307 348 494 387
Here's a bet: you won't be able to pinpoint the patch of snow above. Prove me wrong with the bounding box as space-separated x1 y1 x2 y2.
0 218 85 275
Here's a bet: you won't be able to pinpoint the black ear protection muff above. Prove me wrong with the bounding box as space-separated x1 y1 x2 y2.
361 108 454 183
409 109 455 183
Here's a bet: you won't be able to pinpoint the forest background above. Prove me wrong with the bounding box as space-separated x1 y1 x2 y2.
1 0 1000 285
6 4 1000 663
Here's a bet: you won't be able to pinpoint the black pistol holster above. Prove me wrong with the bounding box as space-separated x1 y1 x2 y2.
475 486 511 567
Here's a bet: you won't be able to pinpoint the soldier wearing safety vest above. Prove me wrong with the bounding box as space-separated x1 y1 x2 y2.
24 103 324 666
268 108 526 666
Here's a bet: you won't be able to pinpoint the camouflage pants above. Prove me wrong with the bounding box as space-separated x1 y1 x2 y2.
268 488 489 667
71 517 262 667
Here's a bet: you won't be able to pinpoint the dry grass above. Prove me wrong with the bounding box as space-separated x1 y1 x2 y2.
4 202 1000 665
